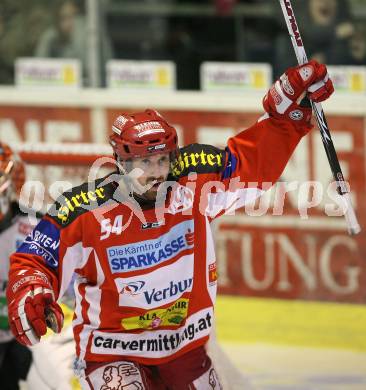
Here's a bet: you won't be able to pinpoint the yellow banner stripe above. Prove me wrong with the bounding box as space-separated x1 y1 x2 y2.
215 295 366 351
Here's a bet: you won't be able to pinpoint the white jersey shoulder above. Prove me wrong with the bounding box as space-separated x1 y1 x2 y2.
0 212 38 343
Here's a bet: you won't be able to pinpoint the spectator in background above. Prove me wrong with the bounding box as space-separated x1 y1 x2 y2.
0 1 50 84
274 0 355 76
0 5 12 84
35 0 113 86
306 0 355 64
167 0 238 89
107 0 181 95
108 0 173 60
339 25 366 66
348 28 366 65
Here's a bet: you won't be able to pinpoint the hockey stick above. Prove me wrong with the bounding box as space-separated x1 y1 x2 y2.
279 0 361 235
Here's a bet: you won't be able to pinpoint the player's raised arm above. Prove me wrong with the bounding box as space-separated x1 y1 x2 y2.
200 60 334 219
223 60 334 186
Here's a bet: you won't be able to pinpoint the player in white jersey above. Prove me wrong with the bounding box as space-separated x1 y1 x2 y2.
0 142 39 390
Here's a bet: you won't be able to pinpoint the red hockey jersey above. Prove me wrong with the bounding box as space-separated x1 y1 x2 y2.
9 116 309 365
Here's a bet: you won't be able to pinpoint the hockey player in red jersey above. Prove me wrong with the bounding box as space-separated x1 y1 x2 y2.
0 143 38 390
7 61 334 389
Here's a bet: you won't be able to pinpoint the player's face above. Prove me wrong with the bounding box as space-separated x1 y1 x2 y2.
130 152 170 200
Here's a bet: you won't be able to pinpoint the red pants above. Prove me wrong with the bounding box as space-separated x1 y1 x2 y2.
81 346 222 389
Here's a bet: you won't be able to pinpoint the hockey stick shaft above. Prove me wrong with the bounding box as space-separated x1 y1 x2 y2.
279 0 361 235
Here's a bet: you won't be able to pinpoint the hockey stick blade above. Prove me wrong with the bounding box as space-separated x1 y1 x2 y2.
341 193 361 235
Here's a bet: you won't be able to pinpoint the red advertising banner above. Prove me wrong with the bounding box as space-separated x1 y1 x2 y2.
0 104 364 302
0 106 92 143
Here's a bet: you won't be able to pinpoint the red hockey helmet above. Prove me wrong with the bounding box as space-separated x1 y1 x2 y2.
109 109 178 160
0 142 25 220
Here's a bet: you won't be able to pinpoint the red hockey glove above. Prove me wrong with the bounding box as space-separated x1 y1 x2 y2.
6 269 64 346
263 60 334 128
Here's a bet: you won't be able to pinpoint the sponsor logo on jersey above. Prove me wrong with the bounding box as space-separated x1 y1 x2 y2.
141 221 164 230
16 220 60 268
91 308 213 358
114 255 194 309
56 187 106 224
171 150 223 176
119 281 145 296
117 278 192 307
208 263 218 286
121 298 189 330
107 220 194 273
